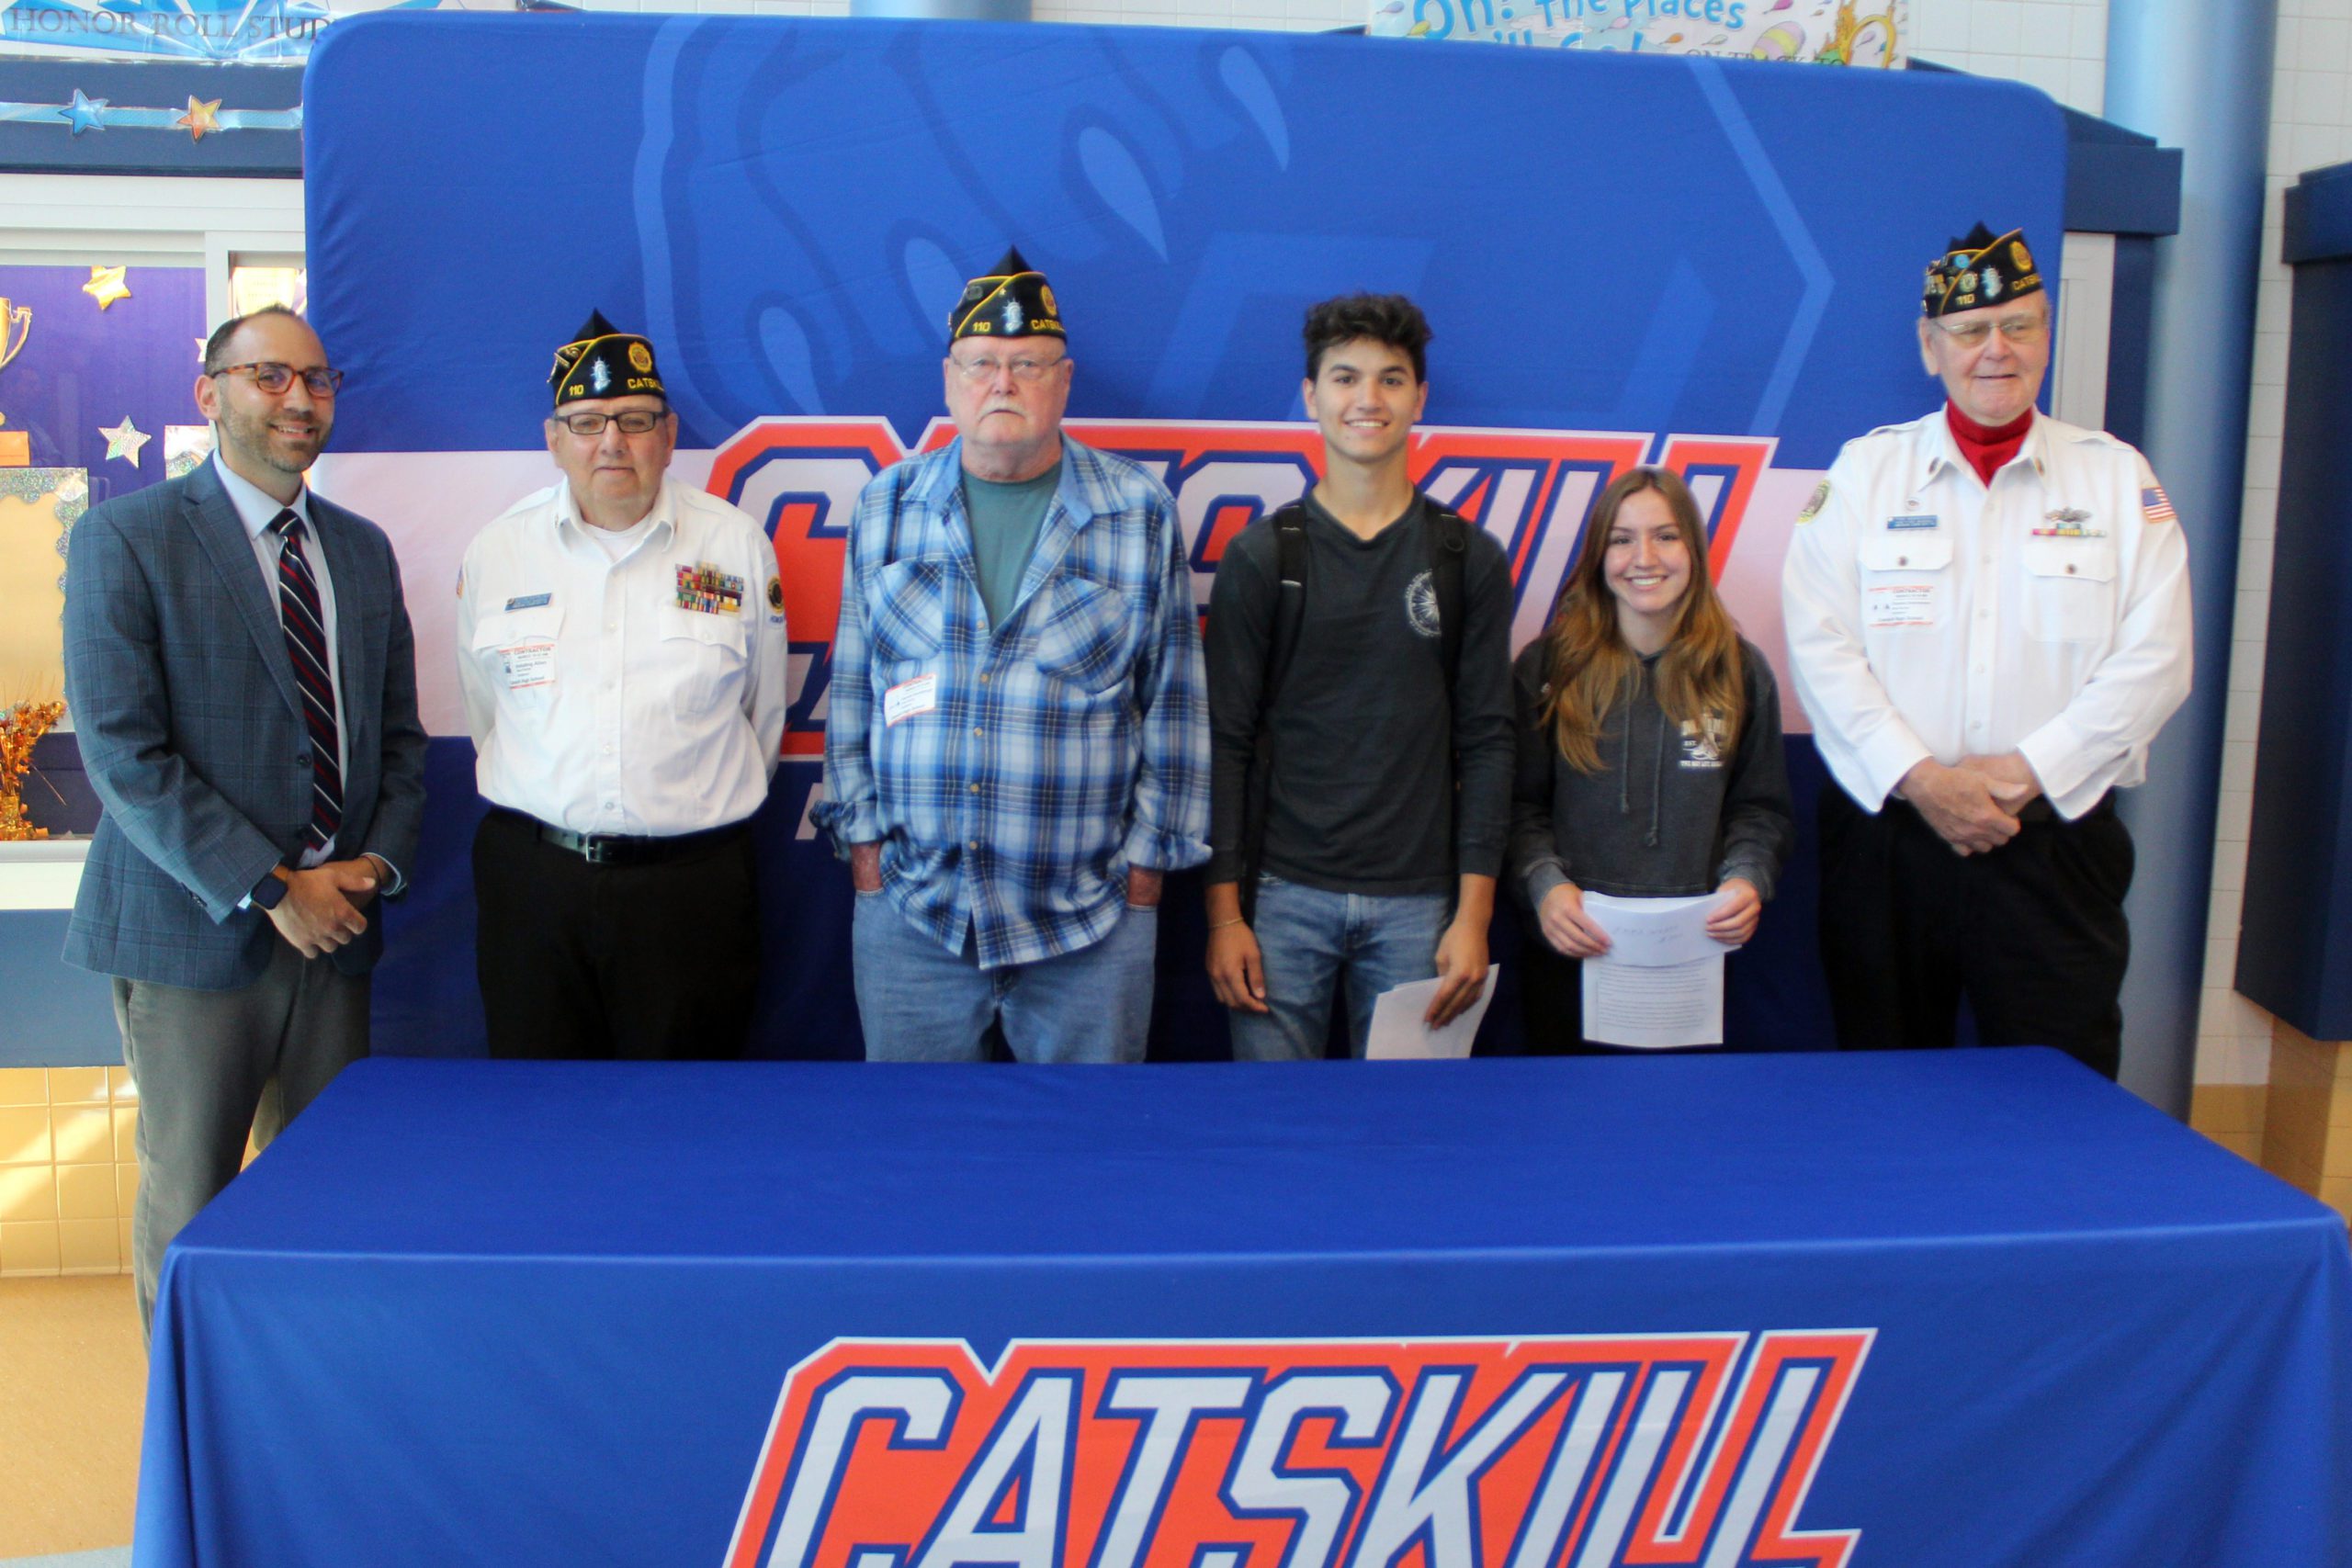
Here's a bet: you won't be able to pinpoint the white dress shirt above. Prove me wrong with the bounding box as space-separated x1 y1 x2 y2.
456 476 788 836
1781 409 2193 820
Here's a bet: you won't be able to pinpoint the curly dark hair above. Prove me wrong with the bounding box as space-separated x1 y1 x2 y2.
1302 293 1432 383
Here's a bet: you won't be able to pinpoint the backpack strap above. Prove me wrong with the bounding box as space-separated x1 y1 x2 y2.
1238 502 1310 923
1424 500 1470 694
1264 501 1311 704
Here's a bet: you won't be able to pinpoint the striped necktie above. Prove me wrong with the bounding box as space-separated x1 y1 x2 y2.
271 508 344 855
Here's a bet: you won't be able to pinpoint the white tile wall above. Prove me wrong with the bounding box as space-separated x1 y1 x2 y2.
1917 0 2108 116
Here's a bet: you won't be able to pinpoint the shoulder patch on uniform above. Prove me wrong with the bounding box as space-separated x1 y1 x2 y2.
767 575 785 616
2141 485 2177 525
1796 480 1831 525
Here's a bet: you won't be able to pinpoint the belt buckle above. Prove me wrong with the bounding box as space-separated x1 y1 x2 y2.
580 834 614 866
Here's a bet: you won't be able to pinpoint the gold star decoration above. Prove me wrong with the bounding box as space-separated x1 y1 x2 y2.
83 265 131 310
176 96 222 142
99 416 151 466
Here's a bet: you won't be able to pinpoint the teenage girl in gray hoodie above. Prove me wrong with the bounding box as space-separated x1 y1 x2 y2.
1508 467 1795 1052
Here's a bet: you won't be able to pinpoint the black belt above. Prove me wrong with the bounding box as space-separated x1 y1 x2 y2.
492 807 743 867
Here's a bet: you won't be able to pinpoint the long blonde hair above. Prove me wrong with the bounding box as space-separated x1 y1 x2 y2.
1543 467 1746 773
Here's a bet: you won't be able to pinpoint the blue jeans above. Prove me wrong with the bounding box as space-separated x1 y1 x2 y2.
1227 874 1453 1062
853 891 1158 1064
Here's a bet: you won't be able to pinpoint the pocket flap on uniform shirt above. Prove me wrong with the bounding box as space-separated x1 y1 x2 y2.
2022 536 2119 584
470 605 562 649
1860 534 1954 572
661 606 749 651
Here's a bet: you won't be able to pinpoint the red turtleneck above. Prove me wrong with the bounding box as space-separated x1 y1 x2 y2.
1945 401 2035 485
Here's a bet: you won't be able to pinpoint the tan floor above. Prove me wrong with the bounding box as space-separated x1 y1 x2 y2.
0 1277 142 1558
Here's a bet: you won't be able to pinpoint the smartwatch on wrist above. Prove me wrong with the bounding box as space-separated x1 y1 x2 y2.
251 865 292 911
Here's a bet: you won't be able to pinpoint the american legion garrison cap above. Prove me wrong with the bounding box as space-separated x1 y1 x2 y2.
549 309 667 406
948 246 1066 344
1922 223 2044 318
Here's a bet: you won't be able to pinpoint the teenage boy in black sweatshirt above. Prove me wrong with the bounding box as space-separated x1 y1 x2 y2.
1203 294 1515 1058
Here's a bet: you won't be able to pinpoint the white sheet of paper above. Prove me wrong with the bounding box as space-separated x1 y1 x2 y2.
1580 954 1724 1048
1364 967 1501 1060
1574 894 1728 1048
1580 892 1727 966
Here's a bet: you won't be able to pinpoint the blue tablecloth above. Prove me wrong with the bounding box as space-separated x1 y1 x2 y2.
136 1051 2352 1567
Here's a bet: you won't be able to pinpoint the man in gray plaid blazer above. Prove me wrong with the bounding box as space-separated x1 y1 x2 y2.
62 306 426 1336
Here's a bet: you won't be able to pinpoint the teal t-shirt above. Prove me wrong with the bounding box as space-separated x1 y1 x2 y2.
961 461 1060 629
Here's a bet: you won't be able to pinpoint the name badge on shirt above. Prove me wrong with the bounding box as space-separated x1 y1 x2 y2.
499 641 555 690
884 672 938 727
503 592 552 611
1866 584 1937 629
676 562 745 615
1884 513 1939 531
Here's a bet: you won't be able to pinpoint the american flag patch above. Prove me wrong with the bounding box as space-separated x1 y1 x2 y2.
2142 485 2177 524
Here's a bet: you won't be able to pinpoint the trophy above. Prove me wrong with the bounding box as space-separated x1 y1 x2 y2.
0 299 28 375
0 299 28 466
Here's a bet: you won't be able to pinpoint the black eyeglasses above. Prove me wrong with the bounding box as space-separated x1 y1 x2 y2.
208 361 345 397
553 410 669 436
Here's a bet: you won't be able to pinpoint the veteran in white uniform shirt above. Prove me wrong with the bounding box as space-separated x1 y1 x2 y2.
456 310 787 1059
1781 223 2191 1079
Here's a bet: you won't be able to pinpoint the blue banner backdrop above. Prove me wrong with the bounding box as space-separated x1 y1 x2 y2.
301 13 2066 1059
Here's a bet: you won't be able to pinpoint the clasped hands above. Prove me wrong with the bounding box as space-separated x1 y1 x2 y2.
266 858 382 959
1896 752 2044 856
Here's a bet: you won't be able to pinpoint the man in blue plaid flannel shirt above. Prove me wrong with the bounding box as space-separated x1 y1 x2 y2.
817 247 1211 1063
